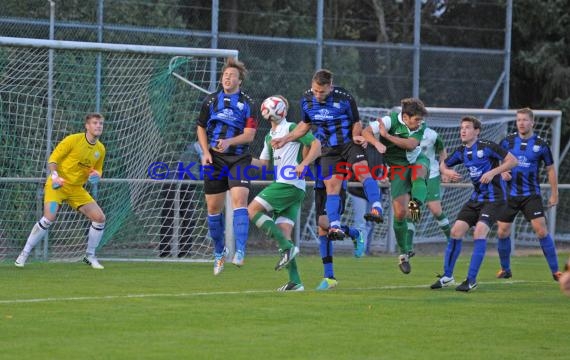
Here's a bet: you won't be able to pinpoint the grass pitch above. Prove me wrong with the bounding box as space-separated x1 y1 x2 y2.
1 254 568 360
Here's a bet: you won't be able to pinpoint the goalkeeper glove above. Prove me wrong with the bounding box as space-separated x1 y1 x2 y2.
88 169 101 185
51 171 64 189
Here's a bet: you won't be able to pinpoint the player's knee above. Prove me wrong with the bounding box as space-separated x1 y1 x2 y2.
497 227 510 238
394 208 407 221
93 212 106 223
535 227 548 239
450 226 465 239
247 203 259 219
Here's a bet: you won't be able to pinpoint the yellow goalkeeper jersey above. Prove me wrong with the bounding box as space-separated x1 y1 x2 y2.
48 133 106 186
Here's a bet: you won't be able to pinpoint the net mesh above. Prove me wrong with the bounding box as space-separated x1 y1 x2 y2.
0 45 231 261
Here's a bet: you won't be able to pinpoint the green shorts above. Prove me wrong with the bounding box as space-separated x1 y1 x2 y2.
389 153 430 199
425 175 442 202
254 182 305 223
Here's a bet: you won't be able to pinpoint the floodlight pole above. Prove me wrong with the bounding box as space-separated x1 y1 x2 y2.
42 0 56 261
412 0 421 98
503 0 512 109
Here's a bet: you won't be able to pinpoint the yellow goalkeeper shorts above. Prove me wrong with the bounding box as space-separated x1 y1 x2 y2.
44 178 95 210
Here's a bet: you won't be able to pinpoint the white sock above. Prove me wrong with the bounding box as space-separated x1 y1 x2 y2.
86 222 105 256
23 217 52 254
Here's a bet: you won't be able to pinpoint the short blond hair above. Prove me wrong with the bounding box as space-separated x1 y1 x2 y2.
517 107 534 120
222 57 248 81
85 112 104 123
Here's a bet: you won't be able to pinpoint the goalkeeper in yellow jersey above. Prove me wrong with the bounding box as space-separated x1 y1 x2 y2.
15 113 107 269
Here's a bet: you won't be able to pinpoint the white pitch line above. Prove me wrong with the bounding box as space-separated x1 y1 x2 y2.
0 279 551 305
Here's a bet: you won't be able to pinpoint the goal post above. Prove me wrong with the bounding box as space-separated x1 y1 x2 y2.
0 36 237 262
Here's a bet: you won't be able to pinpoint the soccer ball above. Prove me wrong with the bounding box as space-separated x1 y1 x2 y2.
260 96 287 121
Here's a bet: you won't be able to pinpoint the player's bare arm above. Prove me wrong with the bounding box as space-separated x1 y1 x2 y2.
546 164 559 207
296 139 321 177
480 152 518 184
215 128 256 152
378 120 419 151
362 125 386 153
196 126 212 165
270 121 311 149
501 171 512 181
251 158 269 168
440 158 461 182
47 162 65 188
351 121 367 147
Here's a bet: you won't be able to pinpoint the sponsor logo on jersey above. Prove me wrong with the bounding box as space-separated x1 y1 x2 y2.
517 155 531 168
468 166 482 178
314 109 332 121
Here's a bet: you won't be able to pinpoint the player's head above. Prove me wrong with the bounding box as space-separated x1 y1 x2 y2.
85 113 104 138
516 108 534 136
401 98 427 131
311 69 333 103
221 57 247 94
460 116 481 145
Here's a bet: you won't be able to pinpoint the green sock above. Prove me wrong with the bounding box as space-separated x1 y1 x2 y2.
411 177 428 203
436 212 451 239
406 221 415 252
252 212 292 251
287 257 301 284
393 219 409 253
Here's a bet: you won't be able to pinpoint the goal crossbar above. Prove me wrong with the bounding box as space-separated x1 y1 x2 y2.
0 36 238 57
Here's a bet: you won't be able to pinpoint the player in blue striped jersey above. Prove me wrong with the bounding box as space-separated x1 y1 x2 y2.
495 108 561 281
432 116 518 292
271 69 383 247
196 57 257 275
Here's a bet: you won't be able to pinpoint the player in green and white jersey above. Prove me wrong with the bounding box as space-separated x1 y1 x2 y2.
363 98 429 274
248 96 321 291
417 127 451 241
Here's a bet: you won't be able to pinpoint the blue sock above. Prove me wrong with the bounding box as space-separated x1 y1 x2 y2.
341 225 359 240
467 239 487 282
208 213 225 254
325 194 341 227
497 236 511 271
362 177 381 204
319 235 334 278
539 234 559 273
443 238 462 277
233 208 249 253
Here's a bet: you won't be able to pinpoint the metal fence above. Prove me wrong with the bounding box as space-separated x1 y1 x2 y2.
0 0 512 117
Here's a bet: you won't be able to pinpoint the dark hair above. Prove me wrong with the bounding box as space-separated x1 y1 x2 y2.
85 112 104 123
312 69 333 86
401 98 427 117
461 115 481 130
222 57 247 81
516 107 534 121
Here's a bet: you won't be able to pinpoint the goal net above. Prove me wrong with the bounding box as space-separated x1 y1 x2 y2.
0 37 237 262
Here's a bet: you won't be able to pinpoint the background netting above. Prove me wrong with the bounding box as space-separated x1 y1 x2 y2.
0 45 233 261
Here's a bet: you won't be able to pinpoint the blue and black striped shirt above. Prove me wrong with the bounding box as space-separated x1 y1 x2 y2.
301 86 359 147
500 133 553 197
446 139 509 202
197 89 257 155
